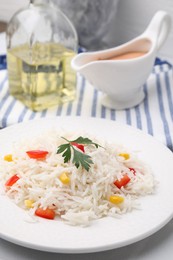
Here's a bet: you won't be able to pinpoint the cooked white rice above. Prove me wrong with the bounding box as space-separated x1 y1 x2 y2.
0 130 156 226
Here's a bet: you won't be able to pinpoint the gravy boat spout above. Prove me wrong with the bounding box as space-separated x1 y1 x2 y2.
71 11 171 109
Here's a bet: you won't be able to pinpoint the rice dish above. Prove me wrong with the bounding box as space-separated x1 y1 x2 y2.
0 130 156 226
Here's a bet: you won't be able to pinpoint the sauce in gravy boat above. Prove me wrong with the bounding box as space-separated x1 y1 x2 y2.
72 11 171 109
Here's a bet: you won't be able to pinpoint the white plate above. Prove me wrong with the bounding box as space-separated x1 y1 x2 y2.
0 117 173 253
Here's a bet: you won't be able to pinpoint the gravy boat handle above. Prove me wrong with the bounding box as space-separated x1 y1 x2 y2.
142 10 171 50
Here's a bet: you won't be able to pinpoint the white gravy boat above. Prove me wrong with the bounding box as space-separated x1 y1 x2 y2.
71 11 171 109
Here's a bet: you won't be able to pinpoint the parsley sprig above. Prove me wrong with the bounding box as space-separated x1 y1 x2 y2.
57 136 101 171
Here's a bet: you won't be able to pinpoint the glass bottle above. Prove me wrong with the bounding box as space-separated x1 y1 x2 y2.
6 0 78 111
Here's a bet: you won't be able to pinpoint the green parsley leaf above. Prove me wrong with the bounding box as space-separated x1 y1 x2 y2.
72 148 93 171
56 136 101 171
57 144 71 163
70 136 101 148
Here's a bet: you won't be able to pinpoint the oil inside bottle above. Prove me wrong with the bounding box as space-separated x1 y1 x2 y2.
7 43 76 111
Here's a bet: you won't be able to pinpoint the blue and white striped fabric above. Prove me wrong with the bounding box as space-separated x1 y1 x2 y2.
0 61 173 151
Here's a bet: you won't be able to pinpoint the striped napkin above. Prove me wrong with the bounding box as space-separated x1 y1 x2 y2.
0 60 173 151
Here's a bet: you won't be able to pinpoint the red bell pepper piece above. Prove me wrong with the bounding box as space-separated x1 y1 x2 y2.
26 150 48 159
71 142 85 152
129 167 136 175
5 174 20 187
114 174 131 189
35 208 55 220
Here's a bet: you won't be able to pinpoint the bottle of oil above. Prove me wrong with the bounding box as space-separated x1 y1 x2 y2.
6 0 78 111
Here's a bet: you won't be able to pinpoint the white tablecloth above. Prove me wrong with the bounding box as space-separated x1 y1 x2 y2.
0 32 173 259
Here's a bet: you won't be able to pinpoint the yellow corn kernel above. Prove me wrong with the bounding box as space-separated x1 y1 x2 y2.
118 153 130 160
24 200 34 208
59 172 70 184
109 195 124 204
4 154 13 162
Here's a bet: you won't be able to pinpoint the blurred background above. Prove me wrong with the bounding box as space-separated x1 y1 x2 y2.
0 0 173 61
